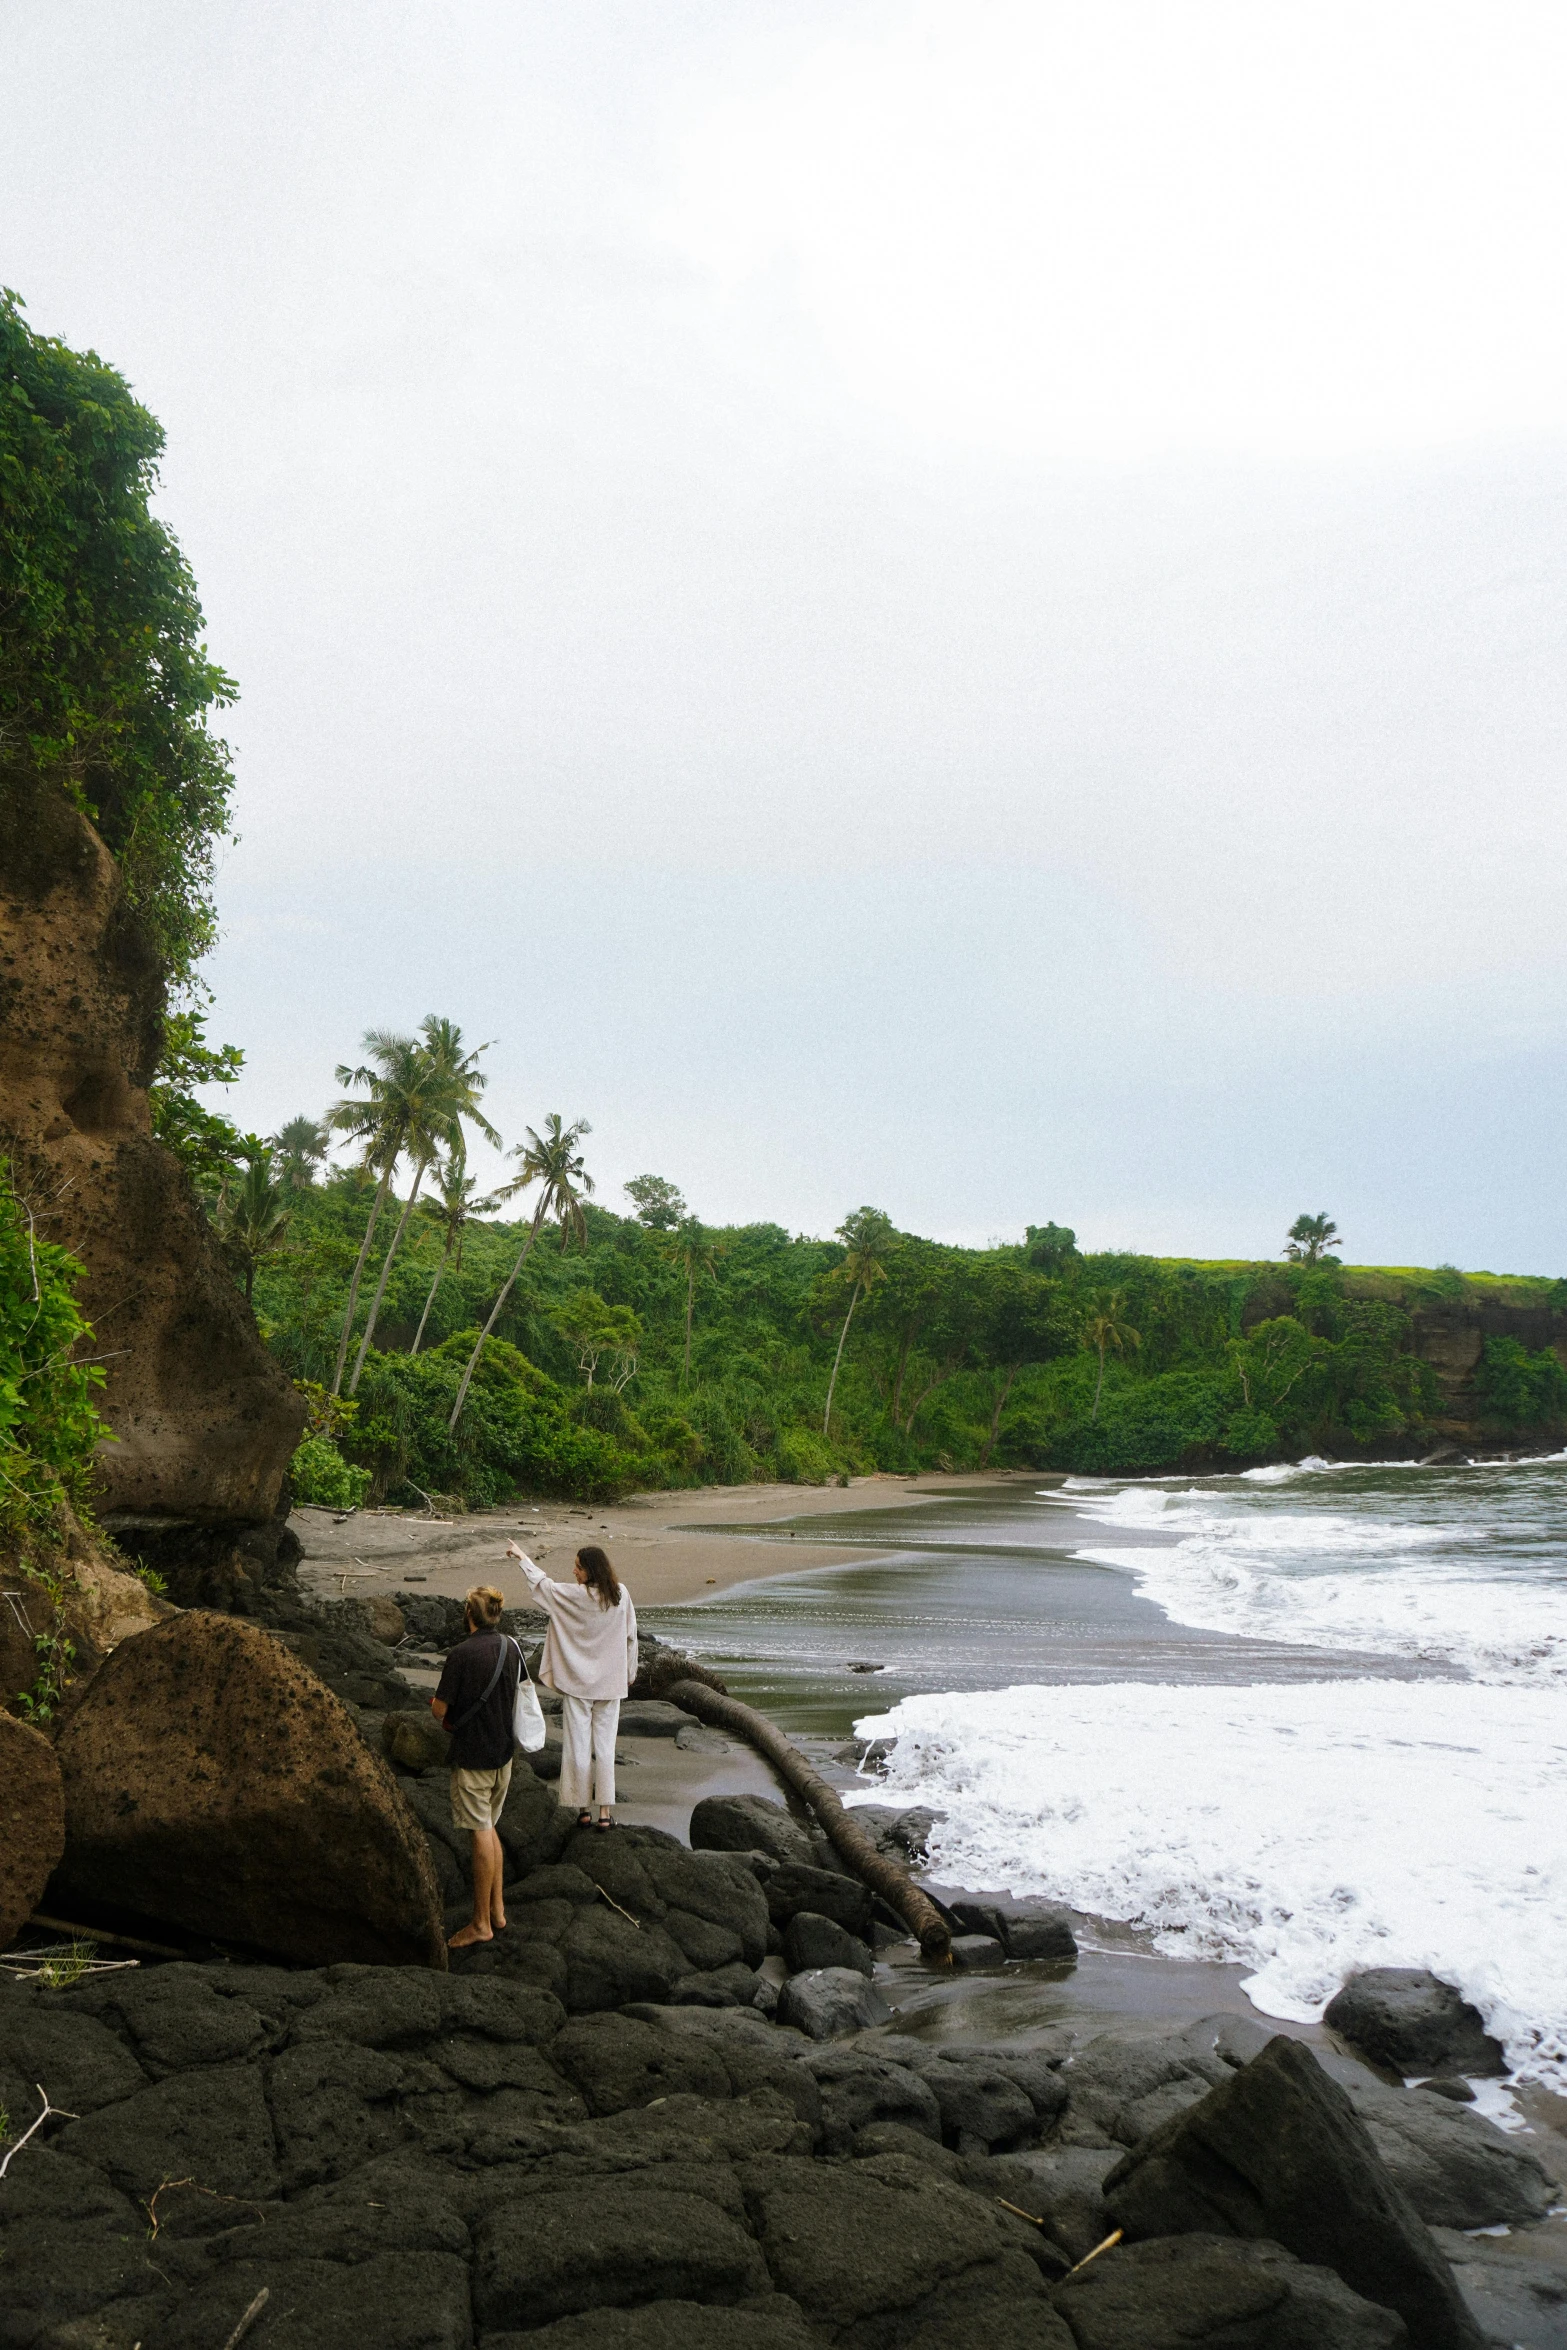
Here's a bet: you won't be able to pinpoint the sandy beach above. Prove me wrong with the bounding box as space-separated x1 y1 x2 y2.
292 1468 1044 1612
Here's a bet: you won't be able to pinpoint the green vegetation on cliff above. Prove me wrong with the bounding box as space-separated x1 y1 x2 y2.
0 293 237 988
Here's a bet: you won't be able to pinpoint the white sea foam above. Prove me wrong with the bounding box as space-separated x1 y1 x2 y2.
1067 1480 1567 1685
852 1677 1567 2082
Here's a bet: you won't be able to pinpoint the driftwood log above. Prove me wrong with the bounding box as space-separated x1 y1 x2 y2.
664 1677 952 1959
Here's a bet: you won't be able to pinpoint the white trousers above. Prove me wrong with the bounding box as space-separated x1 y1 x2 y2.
559 1693 620 1809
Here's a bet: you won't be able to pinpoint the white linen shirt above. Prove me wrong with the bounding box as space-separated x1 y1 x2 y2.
516 1552 637 1699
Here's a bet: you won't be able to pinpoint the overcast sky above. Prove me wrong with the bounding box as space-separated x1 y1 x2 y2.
7 2 1566 1267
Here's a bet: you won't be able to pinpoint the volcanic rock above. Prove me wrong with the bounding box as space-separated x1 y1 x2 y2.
1051 2233 1408 2348
775 1967 890 2040
1325 1968 1506 2078
51 1611 446 1966
0 1713 65 1946
782 1911 874 1978
762 1861 874 1939
1103 2033 1484 2349
0 781 305 1546
1344 2074 1558 2228
690 1794 814 1865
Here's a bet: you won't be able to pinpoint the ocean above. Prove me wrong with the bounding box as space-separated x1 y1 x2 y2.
648 1461 1567 2084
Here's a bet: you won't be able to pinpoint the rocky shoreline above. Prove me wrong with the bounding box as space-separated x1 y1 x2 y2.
5 1571 1567 2348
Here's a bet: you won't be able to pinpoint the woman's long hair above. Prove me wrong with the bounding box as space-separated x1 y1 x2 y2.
576 1544 622 1610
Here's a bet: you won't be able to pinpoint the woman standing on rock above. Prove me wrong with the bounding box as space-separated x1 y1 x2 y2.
505 1540 636 1829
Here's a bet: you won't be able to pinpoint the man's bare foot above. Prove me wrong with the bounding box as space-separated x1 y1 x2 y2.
448 1922 493 1948
490 1911 507 1931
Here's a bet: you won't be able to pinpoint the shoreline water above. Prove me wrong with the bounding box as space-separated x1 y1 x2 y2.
296 1460 1567 2098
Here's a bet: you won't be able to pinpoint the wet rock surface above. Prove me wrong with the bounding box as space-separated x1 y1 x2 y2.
1325 1968 1508 2080
1103 2033 1489 2350
2 1938 1563 2350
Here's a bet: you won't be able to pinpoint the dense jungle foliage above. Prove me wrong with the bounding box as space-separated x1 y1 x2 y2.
0 291 236 987
247 1159 1567 1507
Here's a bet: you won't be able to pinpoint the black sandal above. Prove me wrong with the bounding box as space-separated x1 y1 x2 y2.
577 1810 593 1827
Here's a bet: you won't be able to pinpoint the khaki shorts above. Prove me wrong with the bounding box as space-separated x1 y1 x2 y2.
450 1761 512 1833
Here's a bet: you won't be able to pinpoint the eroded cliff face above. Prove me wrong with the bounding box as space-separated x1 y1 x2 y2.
0 778 304 1562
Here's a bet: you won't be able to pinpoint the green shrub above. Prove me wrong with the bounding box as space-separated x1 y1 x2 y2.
777 1426 839 1484
1047 1372 1233 1474
350 1334 632 1505
1474 1335 1567 1430
288 1435 371 1510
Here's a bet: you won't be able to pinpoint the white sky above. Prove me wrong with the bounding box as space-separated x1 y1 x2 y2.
5 2 1565 1266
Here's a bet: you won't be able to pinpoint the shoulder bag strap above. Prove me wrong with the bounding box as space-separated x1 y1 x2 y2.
447 1636 511 1734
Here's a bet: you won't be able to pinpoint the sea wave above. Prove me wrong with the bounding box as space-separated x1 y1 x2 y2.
851 1677 1567 2083
1065 1479 1567 1684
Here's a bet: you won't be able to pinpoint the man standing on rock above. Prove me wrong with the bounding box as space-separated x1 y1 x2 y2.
430 1584 520 1948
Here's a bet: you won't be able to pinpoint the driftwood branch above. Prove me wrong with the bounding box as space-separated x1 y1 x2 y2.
663 1678 952 1959
0 2085 77 2177
219 2286 270 2350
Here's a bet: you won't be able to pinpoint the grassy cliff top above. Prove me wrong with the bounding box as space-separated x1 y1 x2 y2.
1151 1258 1561 1308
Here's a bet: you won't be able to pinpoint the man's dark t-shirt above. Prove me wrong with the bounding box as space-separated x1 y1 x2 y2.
435 1632 518 1770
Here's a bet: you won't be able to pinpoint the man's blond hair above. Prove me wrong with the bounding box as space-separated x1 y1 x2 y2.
466 1584 505 1629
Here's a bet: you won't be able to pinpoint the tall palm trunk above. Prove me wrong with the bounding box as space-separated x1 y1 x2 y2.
979 1364 1020 1467
349 1158 430 1394
1092 1339 1107 1421
682 1262 695 1387
331 1162 396 1395
448 1207 545 1431
411 1232 457 1355
822 1283 862 1437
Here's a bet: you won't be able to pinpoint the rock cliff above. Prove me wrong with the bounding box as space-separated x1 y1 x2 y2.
0 776 303 1592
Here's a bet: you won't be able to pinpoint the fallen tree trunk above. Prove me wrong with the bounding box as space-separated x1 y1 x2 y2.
664 1677 951 1959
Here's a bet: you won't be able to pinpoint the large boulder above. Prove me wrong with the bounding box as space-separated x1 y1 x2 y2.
690 1794 814 1865
1051 2233 1408 2348
794 2048 941 2155
0 782 304 1549
1058 2032 1233 2147
948 1898 1078 1963
782 1912 874 1978
912 2053 1040 2154
1324 1969 1506 2078
763 1861 874 1940
1103 2034 1484 2350
51 1612 446 1967
0 1713 65 1945
776 1967 890 2040
1343 2075 1558 2228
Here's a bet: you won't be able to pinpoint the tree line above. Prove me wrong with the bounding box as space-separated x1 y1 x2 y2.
160 1015 1567 1508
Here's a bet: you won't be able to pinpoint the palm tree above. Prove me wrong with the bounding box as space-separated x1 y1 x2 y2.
1083 1290 1140 1422
662 1214 724 1387
1285 1212 1342 1266
822 1207 897 1436
410 1151 502 1354
447 1114 594 1430
271 1115 330 1190
213 1151 291 1304
344 1017 499 1394
327 1021 498 1395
